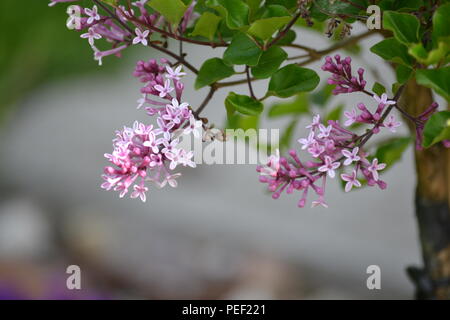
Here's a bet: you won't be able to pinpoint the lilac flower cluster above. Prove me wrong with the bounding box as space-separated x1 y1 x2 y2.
257 56 402 208
257 113 387 208
101 59 202 202
50 0 195 66
322 55 367 95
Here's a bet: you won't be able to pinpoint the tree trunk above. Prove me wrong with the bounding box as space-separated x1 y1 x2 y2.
402 78 450 299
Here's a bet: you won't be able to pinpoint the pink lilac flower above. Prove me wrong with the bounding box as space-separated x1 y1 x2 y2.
165 65 186 81
160 173 182 188
344 108 357 126
373 93 395 107
308 142 325 158
184 116 203 138
84 5 100 24
311 197 328 208
384 115 401 132
130 184 148 202
318 156 340 178
133 28 150 46
154 79 174 98
317 124 332 138
367 158 386 181
80 27 101 45
341 170 361 192
342 147 360 166
298 131 315 150
321 55 366 95
306 114 321 130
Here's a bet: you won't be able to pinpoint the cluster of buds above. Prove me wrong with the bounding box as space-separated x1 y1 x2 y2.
101 60 202 202
321 55 366 95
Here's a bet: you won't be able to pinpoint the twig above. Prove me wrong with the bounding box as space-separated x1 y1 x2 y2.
194 86 216 117
245 66 256 99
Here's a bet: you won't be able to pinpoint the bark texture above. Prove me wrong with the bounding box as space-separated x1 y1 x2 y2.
402 78 450 299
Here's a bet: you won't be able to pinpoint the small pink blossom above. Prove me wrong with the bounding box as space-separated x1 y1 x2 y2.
308 142 325 158
311 197 328 208
318 156 340 178
341 170 361 192
298 131 315 150
384 115 401 132
368 158 386 181
84 5 101 24
344 108 357 127
132 28 150 46
342 147 360 166
80 27 101 45
374 93 395 107
160 173 182 188
306 114 321 130
130 184 148 202
154 79 174 98
166 65 186 80
184 116 203 138
317 124 332 139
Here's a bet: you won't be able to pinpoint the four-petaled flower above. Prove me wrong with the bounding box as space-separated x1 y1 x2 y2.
308 142 325 158
85 5 100 24
344 108 357 127
80 27 101 45
311 197 328 208
131 184 148 202
306 114 321 130
318 156 340 178
368 158 386 181
374 93 396 107
342 147 361 166
317 124 332 139
132 28 150 46
184 116 203 138
384 115 401 133
166 65 186 81
298 131 315 150
159 173 181 188
341 170 361 192
154 79 174 98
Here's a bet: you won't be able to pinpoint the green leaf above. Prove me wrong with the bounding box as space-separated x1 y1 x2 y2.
225 92 263 116
265 0 297 10
324 104 343 123
372 82 386 96
374 137 412 167
190 12 222 40
370 38 413 66
207 0 249 29
251 46 287 79
268 64 319 98
227 113 259 130
383 11 420 45
195 58 234 89
148 0 187 25
247 16 291 40
310 84 334 107
268 93 309 118
422 111 450 148
310 0 365 21
223 32 263 66
416 67 450 101
395 65 413 84
433 3 450 44
276 29 296 45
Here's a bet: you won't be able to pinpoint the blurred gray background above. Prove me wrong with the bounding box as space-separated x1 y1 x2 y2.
0 12 420 299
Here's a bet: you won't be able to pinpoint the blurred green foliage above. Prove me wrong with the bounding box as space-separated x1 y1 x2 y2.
0 0 120 124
